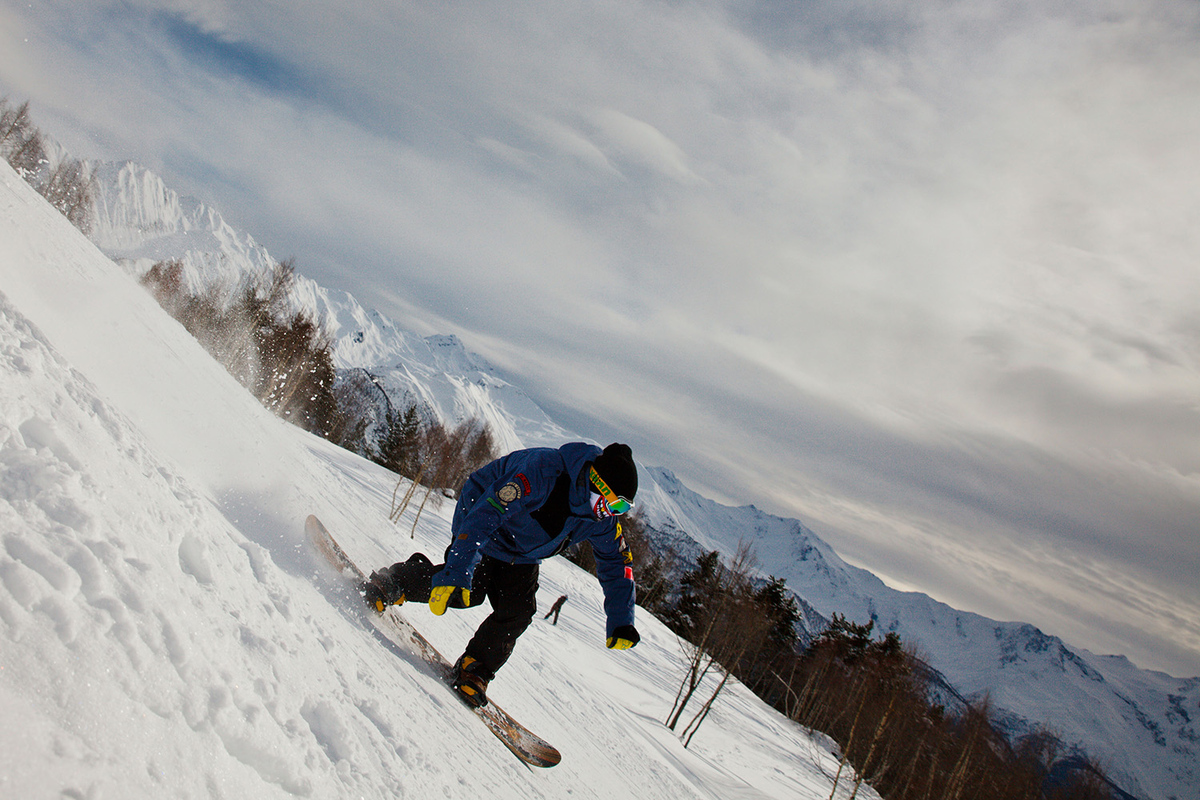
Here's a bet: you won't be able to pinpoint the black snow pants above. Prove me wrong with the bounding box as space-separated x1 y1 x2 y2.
376 551 539 680
459 555 539 680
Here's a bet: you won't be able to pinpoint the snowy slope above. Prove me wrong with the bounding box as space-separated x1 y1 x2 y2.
639 468 1200 800
77 157 1199 800
0 160 867 796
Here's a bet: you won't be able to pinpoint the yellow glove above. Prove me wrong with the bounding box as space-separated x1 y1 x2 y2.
605 625 640 650
429 584 470 615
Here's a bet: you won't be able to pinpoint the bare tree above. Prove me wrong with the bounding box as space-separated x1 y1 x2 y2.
680 583 771 747
139 259 338 438
37 156 96 232
1 98 45 176
665 542 767 745
388 417 497 536
2 97 95 232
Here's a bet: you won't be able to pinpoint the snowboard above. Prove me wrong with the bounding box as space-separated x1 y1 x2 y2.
305 514 562 768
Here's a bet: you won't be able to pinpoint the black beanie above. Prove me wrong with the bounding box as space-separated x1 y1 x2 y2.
592 443 638 499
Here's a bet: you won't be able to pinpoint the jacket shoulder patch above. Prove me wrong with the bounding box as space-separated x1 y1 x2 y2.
497 481 522 504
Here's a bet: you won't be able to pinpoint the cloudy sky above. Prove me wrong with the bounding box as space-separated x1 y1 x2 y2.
2 0 1198 676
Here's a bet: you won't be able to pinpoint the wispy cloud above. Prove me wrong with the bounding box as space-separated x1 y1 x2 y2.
3 0 1198 675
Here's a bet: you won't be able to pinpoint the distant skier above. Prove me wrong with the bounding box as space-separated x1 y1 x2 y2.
363 442 641 708
544 594 568 625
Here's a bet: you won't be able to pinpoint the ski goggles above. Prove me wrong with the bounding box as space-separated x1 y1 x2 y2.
588 466 634 516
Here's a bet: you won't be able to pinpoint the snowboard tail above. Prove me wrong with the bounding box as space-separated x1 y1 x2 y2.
305 514 562 768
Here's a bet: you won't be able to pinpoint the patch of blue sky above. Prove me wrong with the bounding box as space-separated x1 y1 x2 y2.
154 13 442 148
158 13 311 99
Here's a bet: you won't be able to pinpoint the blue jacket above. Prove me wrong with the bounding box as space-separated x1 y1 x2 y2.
436 443 636 636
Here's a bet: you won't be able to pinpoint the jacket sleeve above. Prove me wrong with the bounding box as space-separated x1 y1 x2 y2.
437 458 549 588
590 520 636 636
438 500 502 589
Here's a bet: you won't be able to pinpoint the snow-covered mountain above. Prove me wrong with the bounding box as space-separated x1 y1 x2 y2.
639 468 1199 800
1 153 866 797
89 160 569 458
89 160 278 291
74 158 1199 800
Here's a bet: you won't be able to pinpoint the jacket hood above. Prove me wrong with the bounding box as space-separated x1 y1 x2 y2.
558 442 603 515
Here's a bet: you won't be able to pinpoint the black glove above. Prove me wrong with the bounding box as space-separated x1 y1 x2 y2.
606 625 640 650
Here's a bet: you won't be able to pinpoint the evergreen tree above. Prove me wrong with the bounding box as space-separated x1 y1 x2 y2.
665 550 723 639
381 404 421 477
754 576 802 653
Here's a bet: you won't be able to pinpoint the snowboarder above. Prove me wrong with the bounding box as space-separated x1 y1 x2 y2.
544 595 568 625
363 442 641 708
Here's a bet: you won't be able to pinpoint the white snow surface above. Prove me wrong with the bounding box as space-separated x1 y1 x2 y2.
0 162 869 796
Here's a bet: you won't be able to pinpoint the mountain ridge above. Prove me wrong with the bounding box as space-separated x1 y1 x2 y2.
639 466 1198 800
